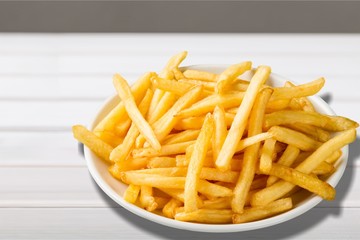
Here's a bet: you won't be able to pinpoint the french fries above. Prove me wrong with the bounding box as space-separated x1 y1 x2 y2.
73 52 358 225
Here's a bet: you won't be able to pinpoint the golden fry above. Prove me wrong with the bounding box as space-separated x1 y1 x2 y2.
216 61 252 94
183 69 218 82
212 106 227 160
267 145 300 186
268 126 322 151
123 184 141 204
175 209 233 224
269 163 336 200
231 87 273 213
252 129 356 206
216 66 271 172
113 73 161 150
259 138 277 174
94 72 152 134
265 110 359 131
271 78 325 100
185 114 214 212
72 125 113 163
176 92 245 118
110 89 153 164
233 198 292 224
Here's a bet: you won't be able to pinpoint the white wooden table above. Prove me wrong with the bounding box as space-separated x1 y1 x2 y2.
0 34 359 239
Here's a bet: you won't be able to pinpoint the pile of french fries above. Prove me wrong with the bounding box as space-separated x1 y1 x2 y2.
73 51 358 224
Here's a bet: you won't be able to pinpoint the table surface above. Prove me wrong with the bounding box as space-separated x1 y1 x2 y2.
0 34 359 239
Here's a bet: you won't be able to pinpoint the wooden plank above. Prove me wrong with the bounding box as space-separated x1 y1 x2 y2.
1 34 360 54
0 52 359 77
0 167 112 208
0 207 359 239
0 132 83 166
0 166 358 208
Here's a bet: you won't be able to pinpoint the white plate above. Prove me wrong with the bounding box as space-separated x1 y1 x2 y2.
84 65 348 232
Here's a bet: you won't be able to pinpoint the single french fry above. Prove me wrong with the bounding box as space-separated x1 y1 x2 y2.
325 150 342 164
163 198 183 218
173 67 185 80
267 145 300 186
132 140 196 158
285 81 315 112
121 173 185 188
200 168 239 183
231 87 273 213
202 197 231 209
183 69 218 82
114 118 132 137
147 89 165 122
271 78 325 100
216 61 252 94
216 66 271 172
266 99 290 112
212 106 227 160
312 161 335 175
174 112 235 131
123 184 141 204
113 73 161 150
108 158 148 176
140 186 158 211
163 129 200 145
94 72 153 134
152 85 203 142
233 198 292 224
259 138 277 174
110 89 153 164
175 209 233 224
159 51 188 79
147 92 178 124
151 76 194 96
185 114 214 212
179 79 216 91
265 110 359 131
72 125 113 163
269 126 322 151
176 92 245 118
285 123 331 142
235 132 273 153
251 129 356 206
92 131 123 147
147 157 177 168
126 167 186 177
122 173 232 198
269 163 336 200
